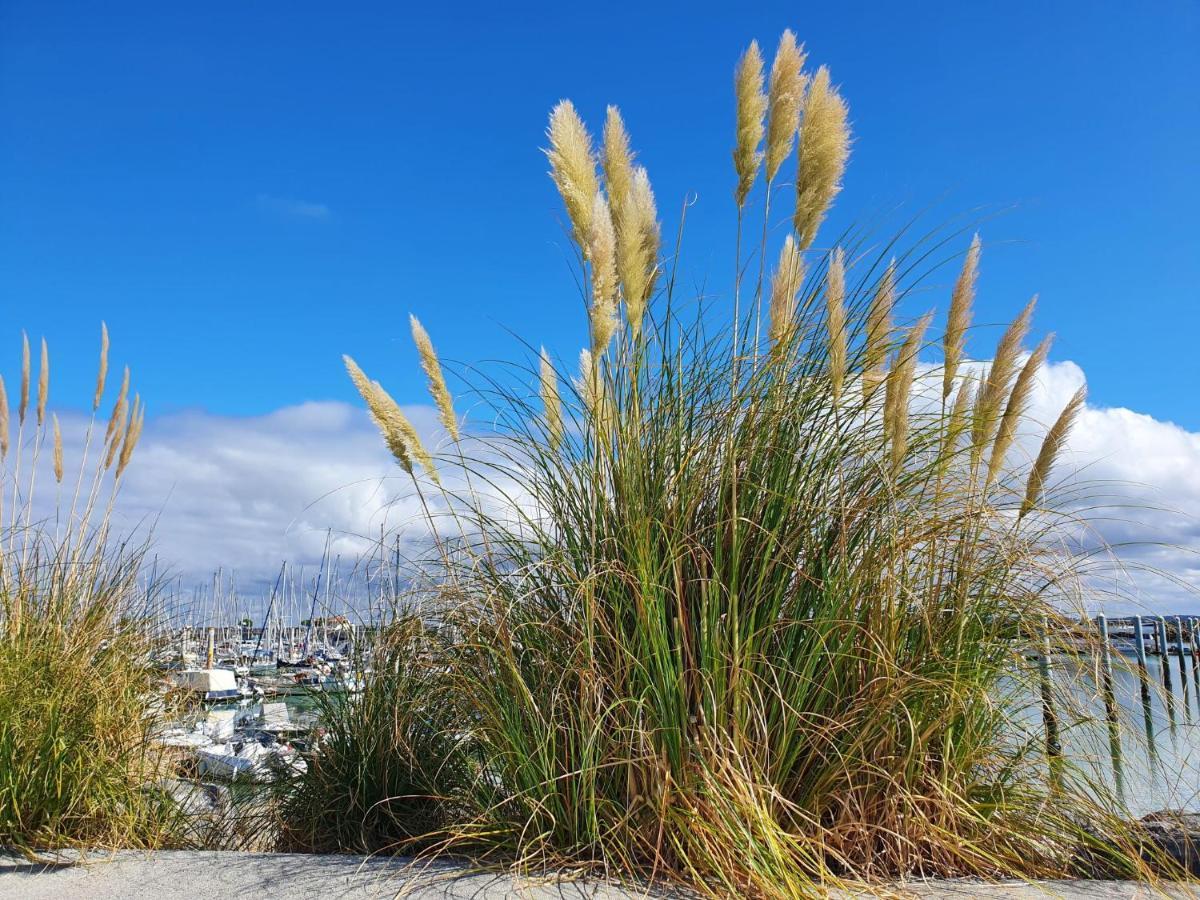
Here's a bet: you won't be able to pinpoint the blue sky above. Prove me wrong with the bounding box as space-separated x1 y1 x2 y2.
1 1 1198 428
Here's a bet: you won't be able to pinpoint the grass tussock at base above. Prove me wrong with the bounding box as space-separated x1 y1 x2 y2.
296 28 1178 898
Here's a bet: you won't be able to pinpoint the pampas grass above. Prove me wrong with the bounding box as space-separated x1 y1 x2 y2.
943 234 979 401
1023 385 1087 518
793 66 849 249
540 347 563 451
768 235 805 347
344 355 437 481
972 297 1035 467
765 30 806 182
588 192 619 354
863 259 895 400
321 28 1162 898
987 333 1053 488
547 101 599 250
0 327 173 852
733 41 766 209
825 247 847 403
410 315 459 442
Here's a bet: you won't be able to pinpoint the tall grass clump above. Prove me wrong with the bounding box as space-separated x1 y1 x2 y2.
0 327 172 852
321 31 1163 895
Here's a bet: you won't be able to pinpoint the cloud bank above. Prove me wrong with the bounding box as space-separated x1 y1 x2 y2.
87 359 1199 614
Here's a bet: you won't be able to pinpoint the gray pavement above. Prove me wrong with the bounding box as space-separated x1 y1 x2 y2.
0 851 1195 899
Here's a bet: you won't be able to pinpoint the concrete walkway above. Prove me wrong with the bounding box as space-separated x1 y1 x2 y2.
0 851 1194 899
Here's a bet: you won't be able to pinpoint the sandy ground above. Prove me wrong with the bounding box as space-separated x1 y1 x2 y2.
0 851 1195 899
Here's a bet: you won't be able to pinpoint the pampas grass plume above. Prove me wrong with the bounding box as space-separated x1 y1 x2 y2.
943 235 979 401
37 338 48 428
589 192 619 354
765 30 806 182
547 101 599 251
540 348 563 451
410 315 460 442
344 355 438 483
616 167 660 336
768 235 805 347
116 395 143 478
793 66 850 249
972 298 1035 465
885 312 932 471
52 413 63 483
733 40 766 208
19 332 29 426
1022 386 1086 517
105 367 130 449
603 106 635 228
826 248 847 404
0 376 8 459
863 260 895 401
95 322 110 412
987 334 1053 488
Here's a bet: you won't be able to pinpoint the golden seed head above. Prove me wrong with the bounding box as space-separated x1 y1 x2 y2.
588 191 619 354
794 66 850 250
603 105 635 230
765 30 807 182
95 322 110 412
52 413 63 483
116 395 144 479
575 348 602 417
987 334 1053 488
826 248 847 404
863 260 896 401
733 40 767 208
37 338 49 428
943 234 980 400
768 234 806 347
947 372 977 451
885 312 932 472
410 315 460 442
105 391 129 471
0 375 8 459
539 347 563 452
972 297 1036 464
615 166 660 337
547 100 599 252
1022 385 1086 518
19 332 29 426
344 355 438 483
105 367 130 449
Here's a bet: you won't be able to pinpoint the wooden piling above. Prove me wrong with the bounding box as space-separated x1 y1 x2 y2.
1191 617 1200 713
1133 614 1157 756
1038 617 1061 767
1156 616 1177 726
1096 615 1124 797
1173 615 1191 718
